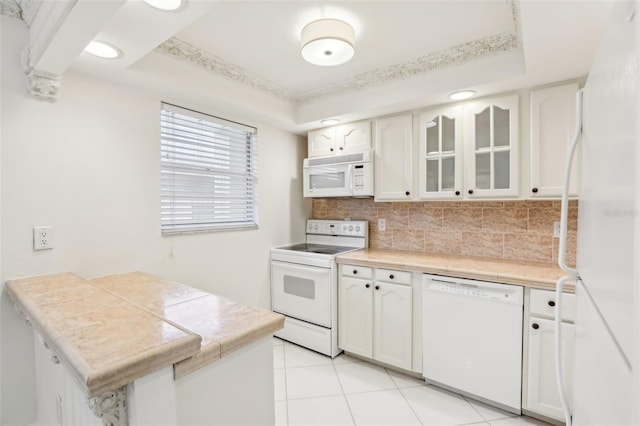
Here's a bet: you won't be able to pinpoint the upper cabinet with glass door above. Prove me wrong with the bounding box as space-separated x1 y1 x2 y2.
464 95 520 198
308 120 371 157
418 106 463 200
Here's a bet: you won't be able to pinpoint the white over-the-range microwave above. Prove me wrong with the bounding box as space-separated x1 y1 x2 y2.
303 150 374 198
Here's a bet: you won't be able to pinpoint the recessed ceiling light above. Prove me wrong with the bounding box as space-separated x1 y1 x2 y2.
143 0 183 11
301 19 355 67
448 90 477 101
321 119 340 126
84 41 121 59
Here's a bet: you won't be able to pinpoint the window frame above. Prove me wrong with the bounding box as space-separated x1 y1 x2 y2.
160 102 258 235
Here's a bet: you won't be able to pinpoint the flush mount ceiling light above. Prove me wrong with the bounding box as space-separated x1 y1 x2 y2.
301 19 355 67
84 40 122 59
143 0 183 11
321 119 340 126
448 90 477 101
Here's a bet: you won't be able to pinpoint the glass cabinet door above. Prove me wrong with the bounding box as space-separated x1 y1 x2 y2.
419 106 463 199
466 95 519 198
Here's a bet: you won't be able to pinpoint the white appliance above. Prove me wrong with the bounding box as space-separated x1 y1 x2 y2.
303 151 374 198
555 2 639 425
271 219 368 357
422 274 524 414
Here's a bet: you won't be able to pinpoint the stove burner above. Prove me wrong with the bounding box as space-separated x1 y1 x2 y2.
275 243 358 255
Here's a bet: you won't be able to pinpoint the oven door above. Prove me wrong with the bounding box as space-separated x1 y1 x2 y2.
271 260 333 327
303 164 352 197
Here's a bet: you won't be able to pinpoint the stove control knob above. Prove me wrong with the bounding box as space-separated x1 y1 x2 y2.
356 225 361 232
349 225 354 231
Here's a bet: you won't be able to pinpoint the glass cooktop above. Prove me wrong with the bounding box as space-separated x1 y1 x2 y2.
275 243 358 255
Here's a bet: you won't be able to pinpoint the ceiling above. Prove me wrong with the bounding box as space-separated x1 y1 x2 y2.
14 0 614 134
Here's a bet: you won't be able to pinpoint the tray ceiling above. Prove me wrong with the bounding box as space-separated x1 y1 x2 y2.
5 0 613 132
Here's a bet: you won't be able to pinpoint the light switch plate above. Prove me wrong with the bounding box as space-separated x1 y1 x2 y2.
553 221 561 238
378 218 386 232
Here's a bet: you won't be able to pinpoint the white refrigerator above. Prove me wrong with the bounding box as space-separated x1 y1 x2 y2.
557 1 639 425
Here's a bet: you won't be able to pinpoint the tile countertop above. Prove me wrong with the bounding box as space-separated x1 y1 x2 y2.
90 271 284 378
337 249 576 292
5 271 284 397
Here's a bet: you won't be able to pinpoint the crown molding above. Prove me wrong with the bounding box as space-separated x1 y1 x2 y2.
0 0 23 21
157 37 295 102
155 1 523 107
296 32 520 105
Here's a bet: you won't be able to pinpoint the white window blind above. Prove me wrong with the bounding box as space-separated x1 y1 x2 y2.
160 102 258 234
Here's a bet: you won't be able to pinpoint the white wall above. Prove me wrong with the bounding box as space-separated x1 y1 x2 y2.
1 16 310 425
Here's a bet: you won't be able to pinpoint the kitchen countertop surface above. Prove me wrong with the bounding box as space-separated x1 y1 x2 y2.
6 271 283 397
91 271 284 378
337 249 575 292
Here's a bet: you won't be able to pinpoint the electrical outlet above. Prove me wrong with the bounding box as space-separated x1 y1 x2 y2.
378 218 386 232
553 221 561 238
34 226 54 250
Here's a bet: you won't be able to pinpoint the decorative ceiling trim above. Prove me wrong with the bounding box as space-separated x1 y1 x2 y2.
17 0 44 27
296 32 520 105
156 0 522 106
157 37 295 102
0 0 23 21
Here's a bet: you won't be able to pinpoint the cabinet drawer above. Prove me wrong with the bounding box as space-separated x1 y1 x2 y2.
341 264 373 279
375 268 412 285
530 289 575 322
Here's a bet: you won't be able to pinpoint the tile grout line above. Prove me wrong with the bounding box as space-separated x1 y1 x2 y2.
393 376 426 425
462 394 492 424
281 341 290 426
331 356 358 426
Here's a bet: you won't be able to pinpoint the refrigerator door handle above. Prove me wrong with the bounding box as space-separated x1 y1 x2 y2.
558 89 583 275
555 275 577 426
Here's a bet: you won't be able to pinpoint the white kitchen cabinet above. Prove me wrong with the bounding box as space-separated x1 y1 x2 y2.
308 121 371 157
374 114 414 201
524 288 576 422
373 276 413 370
339 274 374 358
339 265 413 370
308 128 336 157
464 95 520 198
529 83 580 198
418 106 464 199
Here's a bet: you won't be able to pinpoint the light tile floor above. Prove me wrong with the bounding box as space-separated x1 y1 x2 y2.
273 337 551 426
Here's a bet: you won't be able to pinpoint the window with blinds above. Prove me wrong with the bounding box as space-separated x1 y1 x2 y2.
160 103 258 234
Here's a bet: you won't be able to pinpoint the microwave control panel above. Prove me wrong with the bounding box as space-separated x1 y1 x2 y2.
352 164 373 195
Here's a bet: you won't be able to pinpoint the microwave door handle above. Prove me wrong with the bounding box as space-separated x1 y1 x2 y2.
347 164 354 194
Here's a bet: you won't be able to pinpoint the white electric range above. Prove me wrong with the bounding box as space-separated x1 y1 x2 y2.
270 219 368 357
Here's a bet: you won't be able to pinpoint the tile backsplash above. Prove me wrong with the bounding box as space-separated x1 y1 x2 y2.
312 199 578 266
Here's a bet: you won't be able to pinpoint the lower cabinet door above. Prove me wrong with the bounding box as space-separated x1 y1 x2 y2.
526 317 575 420
339 276 373 358
373 282 412 370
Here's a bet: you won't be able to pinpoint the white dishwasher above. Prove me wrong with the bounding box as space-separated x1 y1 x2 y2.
422 274 523 414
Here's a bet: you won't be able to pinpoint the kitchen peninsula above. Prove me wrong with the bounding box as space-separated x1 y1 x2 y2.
6 272 283 426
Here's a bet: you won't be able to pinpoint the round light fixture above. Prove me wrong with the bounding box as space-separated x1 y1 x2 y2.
143 0 183 11
84 41 122 59
321 119 340 126
448 90 477 101
301 19 355 67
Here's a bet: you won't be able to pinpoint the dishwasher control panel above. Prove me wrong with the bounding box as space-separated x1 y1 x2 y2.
424 276 523 304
